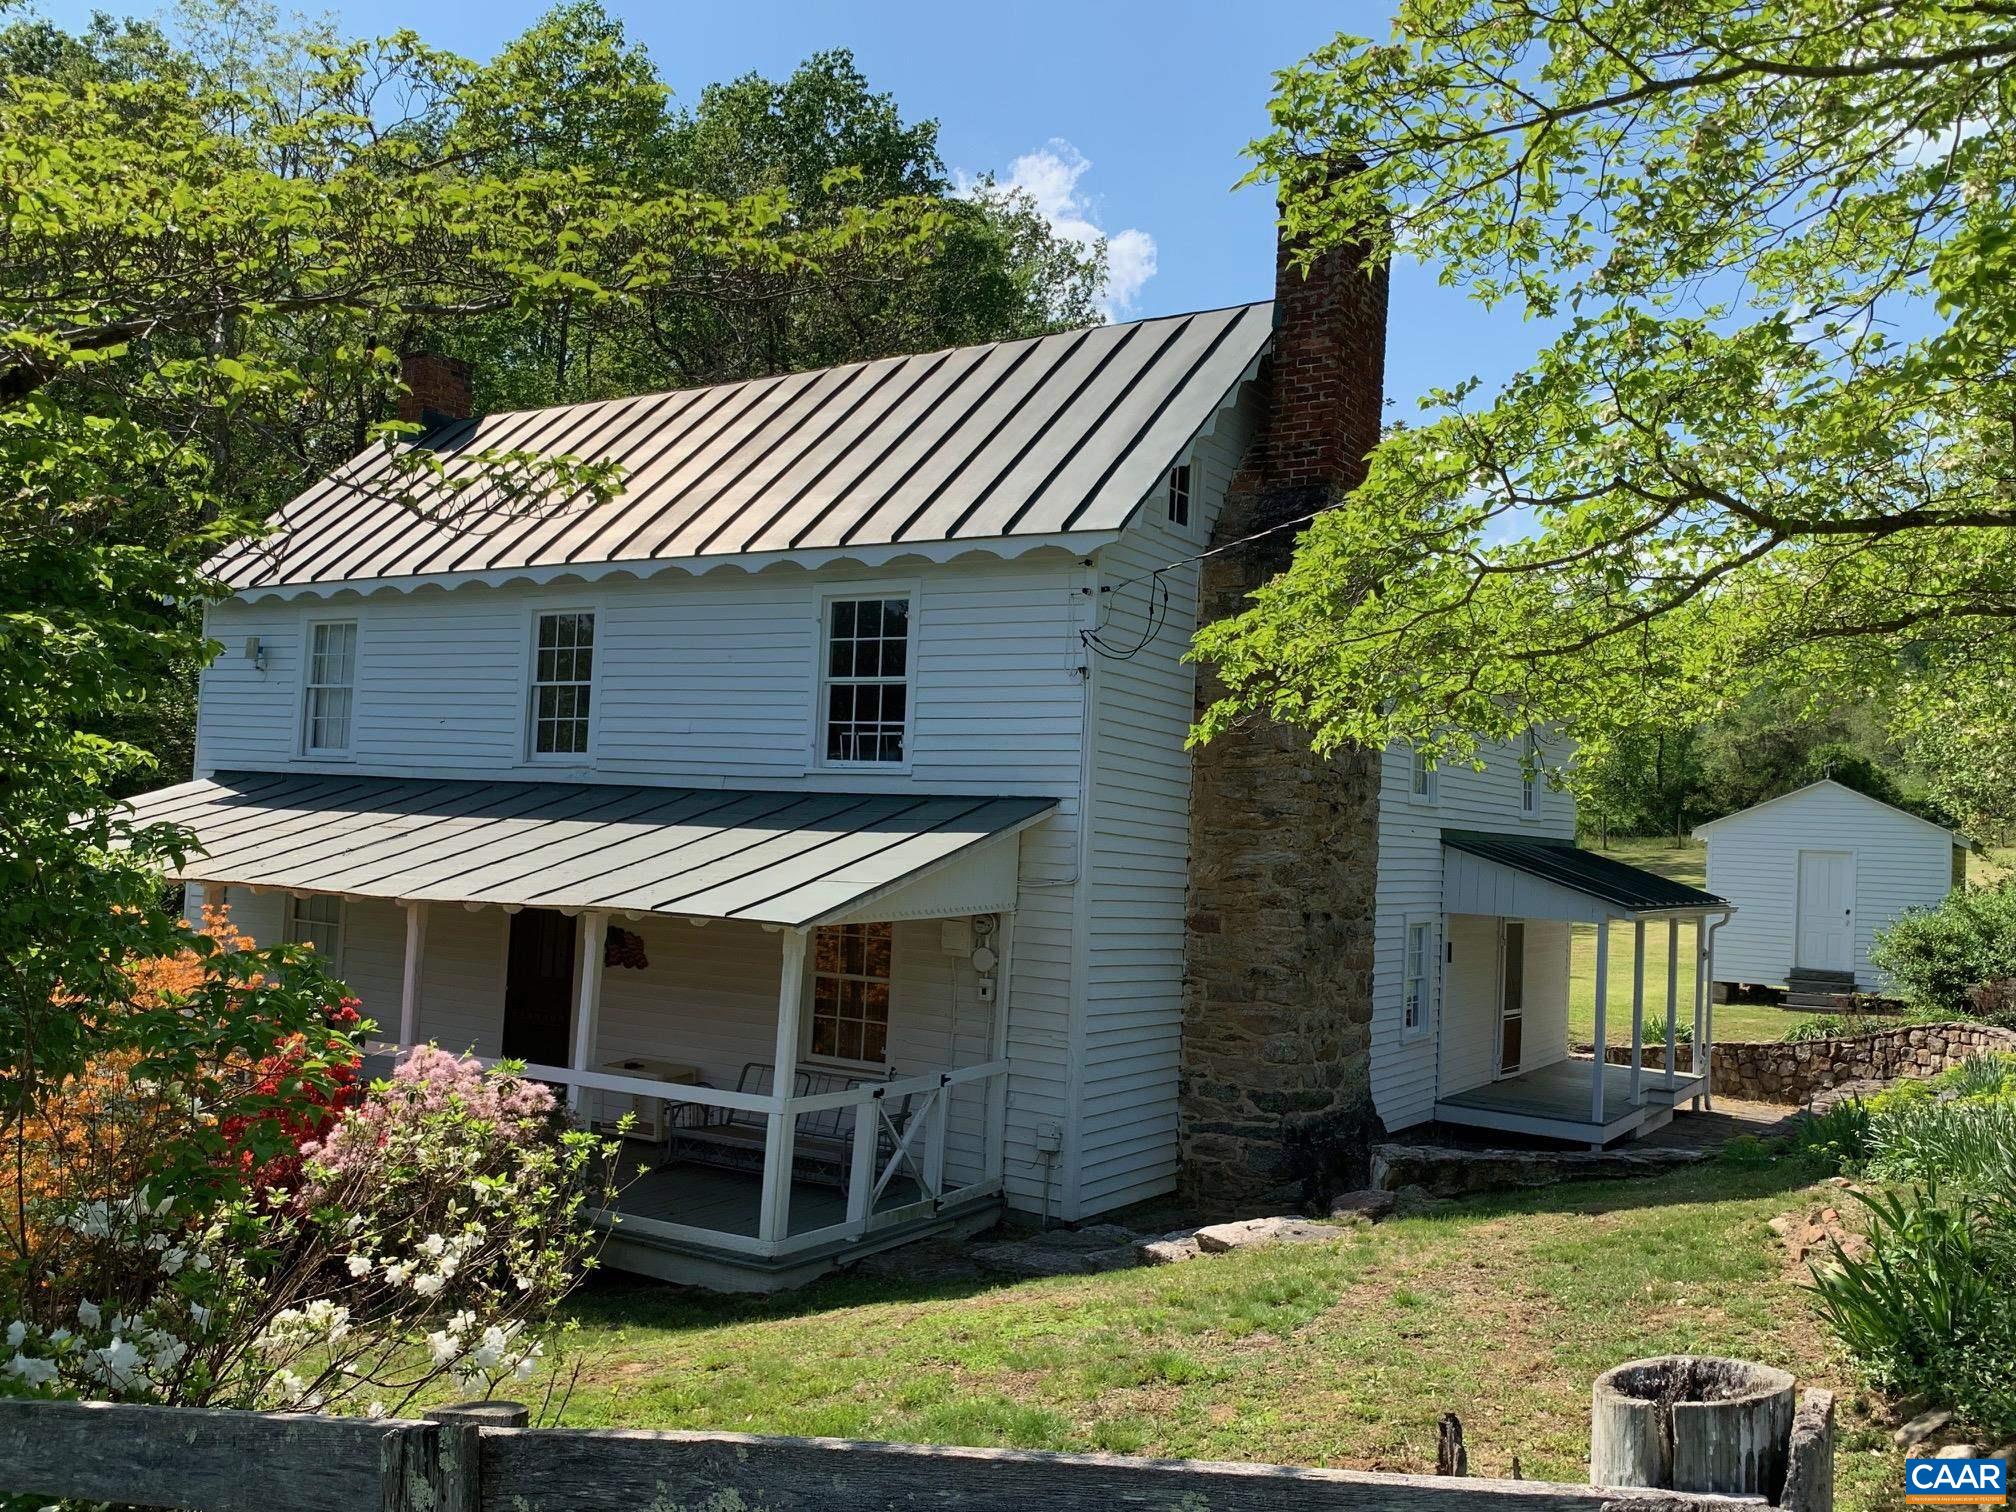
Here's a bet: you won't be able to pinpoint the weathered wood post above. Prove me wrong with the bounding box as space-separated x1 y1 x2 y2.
1436 1413 1468 1476
421 1400 530 1512
1591 1357 1799 1503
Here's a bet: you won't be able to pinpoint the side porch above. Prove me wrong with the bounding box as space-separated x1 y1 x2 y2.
1432 831 1731 1148
139 772 1055 1290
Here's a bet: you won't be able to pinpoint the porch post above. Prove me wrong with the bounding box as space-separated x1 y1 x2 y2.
759 926 809 1244
1628 919 1646 1105
1697 919 1717 1110
1590 923 1609 1128
983 910 1015 1191
398 900 429 1047
567 910 609 1120
1664 917 1680 1093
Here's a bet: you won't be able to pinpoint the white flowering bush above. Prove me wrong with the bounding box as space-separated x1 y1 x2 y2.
3 1047 620 1419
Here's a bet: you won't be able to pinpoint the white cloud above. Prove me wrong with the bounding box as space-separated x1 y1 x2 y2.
966 139 1158 321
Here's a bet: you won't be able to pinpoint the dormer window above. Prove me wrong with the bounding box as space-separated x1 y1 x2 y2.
823 595 911 764
1167 463 1191 527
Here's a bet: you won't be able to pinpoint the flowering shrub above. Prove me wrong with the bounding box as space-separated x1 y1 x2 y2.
4 910 618 1419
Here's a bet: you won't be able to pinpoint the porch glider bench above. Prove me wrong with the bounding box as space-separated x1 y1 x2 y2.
665 1063 912 1189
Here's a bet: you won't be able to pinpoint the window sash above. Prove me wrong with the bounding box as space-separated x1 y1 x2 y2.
1521 731 1540 813
531 611 594 756
1167 464 1191 526
808 922 893 1066
288 893 343 963
1403 922 1432 1030
823 596 910 764
1411 750 1437 800
303 622 357 753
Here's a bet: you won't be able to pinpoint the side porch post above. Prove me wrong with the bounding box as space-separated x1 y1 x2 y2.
1664 917 1680 1093
1589 922 1609 1132
567 910 609 1119
1697 918 1718 1110
1628 919 1645 1105
398 900 429 1047
758 926 809 1244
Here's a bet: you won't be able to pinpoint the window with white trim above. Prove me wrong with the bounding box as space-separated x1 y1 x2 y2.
302 621 357 755
1404 920 1433 1034
1410 747 1439 803
1167 463 1191 527
808 921 893 1066
823 595 910 764
530 610 594 757
287 893 344 967
1521 729 1541 815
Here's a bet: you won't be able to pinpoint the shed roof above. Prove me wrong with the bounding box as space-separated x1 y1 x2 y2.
124 771 1054 928
1690 779 1969 848
208 300 1275 594
1441 830 1728 914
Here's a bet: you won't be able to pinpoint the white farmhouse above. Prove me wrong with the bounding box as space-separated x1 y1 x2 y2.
127 223 1728 1289
1694 779 1969 999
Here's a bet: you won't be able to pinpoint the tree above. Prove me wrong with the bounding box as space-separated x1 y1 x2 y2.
1194 1 2016 821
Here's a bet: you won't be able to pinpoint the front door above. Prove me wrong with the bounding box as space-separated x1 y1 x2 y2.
502 908 576 1068
1497 920 1525 1076
1795 850 1855 973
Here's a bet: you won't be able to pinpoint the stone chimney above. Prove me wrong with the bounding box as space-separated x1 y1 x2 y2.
1179 200 1390 1210
397 351 474 428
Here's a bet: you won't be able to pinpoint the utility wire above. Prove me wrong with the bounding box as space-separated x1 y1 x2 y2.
1097 495 1347 600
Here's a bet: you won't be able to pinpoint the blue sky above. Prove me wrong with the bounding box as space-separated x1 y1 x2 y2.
32 0 1538 411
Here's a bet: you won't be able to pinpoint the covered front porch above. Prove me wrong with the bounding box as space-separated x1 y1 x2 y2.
133 771 1055 1290
1433 830 1731 1148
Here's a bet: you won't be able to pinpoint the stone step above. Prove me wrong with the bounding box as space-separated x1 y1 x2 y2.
1784 991 1851 1011
1787 968 1855 989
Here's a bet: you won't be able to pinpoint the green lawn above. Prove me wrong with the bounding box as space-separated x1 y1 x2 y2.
1568 837 1802 1046
539 1161 1898 1512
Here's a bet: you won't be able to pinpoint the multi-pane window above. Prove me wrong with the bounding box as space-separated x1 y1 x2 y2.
1521 729 1541 815
531 611 594 757
809 922 893 1066
1167 463 1191 527
1404 921 1433 1033
287 893 344 966
1410 748 1438 802
303 621 357 754
824 596 910 764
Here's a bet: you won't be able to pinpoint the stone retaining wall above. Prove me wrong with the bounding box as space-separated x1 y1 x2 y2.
1581 1022 2016 1104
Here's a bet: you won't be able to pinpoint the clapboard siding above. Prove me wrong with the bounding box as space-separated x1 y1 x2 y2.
191 553 1089 1214
1697 781 1964 991
1372 736 1577 1131
1075 383 1260 1215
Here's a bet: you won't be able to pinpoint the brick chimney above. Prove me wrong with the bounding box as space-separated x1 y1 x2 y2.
1179 202 1390 1210
397 352 474 428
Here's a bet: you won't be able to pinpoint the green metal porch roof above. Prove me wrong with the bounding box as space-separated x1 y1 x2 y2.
1441 829 1727 914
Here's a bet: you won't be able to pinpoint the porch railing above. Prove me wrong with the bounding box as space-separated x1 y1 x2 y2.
485 1055 1010 1262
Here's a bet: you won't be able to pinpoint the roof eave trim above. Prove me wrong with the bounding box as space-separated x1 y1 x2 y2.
224 530 1120 604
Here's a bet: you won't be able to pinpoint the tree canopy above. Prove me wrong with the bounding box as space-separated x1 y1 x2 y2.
1195 1 2016 827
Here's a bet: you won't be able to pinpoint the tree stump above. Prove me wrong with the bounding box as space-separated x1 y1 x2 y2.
1436 1412 1467 1476
1592 1356 1796 1500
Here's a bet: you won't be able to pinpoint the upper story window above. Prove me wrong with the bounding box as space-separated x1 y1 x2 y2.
1521 729 1541 815
823 595 910 764
302 620 357 755
287 892 344 968
808 921 892 1067
531 610 594 758
1403 919 1434 1034
1410 747 1439 803
1167 463 1191 527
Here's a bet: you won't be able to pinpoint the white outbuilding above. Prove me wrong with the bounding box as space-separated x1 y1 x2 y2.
1692 779 1969 996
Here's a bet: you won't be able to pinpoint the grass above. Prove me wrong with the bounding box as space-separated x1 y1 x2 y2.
1568 837 1802 1046
527 1161 1899 1511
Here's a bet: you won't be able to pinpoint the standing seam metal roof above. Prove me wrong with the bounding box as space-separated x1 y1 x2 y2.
1440 829 1728 913
124 771 1055 928
212 301 1275 591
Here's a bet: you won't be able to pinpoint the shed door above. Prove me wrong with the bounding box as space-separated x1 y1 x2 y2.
1795 850 1855 973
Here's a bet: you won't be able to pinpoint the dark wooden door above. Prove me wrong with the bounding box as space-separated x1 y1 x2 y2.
1497 920 1525 1076
502 909 576 1068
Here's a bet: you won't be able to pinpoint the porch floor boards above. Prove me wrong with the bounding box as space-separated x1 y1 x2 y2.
611 1149 922 1240
1434 1057 1707 1144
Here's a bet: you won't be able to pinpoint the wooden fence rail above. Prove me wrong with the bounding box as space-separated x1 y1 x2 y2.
0 1396 1814 1512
